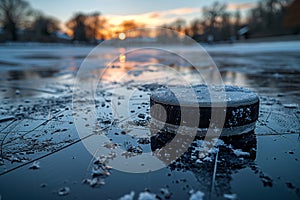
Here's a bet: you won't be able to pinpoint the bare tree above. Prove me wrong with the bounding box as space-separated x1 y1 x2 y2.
118 20 143 38
120 20 140 32
33 13 59 38
85 12 108 41
248 0 293 35
190 19 203 34
0 0 32 41
202 2 227 36
189 19 204 41
283 0 300 31
66 13 88 41
170 18 186 33
67 12 108 42
234 9 241 31
220 12 232 40
89 12 101 41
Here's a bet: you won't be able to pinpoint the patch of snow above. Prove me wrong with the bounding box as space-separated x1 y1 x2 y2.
92 166 110 177
29 161 40 170
283 103 298 108
138 191 157 200
203 156 213 162
82 178 105 187
193 139 220 155
9 156 21 163
196 159 203 164
232 149 250 157
224 193 238 199
119 191 135 200
189 190 205 200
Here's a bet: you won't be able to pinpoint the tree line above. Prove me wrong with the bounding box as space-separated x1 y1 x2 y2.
165 0 299 42
0 0 299 43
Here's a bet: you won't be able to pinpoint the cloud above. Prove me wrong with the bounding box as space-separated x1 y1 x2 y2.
226 2 256 11
149 13 160 18
104 4 254 28
159 7 200 16
106 7 200 26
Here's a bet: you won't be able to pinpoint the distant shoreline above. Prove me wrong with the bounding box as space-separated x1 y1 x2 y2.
234 34 300 43
0 34 299 47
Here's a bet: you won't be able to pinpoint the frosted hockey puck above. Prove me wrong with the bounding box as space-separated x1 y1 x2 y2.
150 85 259 137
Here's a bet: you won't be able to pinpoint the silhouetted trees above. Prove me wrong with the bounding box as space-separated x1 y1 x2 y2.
32 13 60 39
189 19 204 41
169 18 186 33
248 0 293 36
283 0 300 32
202 2 227 35
164 0 298 42
87 12 102 41
200 2 240 41
0 0 299 43
66 12 107 42
120 20 141 32
67 13 87 41
0 0 33 41
234 9 241 33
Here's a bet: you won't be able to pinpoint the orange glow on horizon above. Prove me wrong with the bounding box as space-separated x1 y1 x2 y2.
62 3 252 40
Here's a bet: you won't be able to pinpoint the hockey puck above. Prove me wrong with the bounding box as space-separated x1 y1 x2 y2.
150 85 259 137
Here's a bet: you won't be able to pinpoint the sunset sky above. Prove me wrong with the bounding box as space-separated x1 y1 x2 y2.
27 0 258 26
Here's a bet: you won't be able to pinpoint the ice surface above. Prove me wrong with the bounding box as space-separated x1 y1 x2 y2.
204 41 300 54
0 42 299 199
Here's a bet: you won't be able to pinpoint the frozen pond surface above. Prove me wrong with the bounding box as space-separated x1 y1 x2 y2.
0 41 299 199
